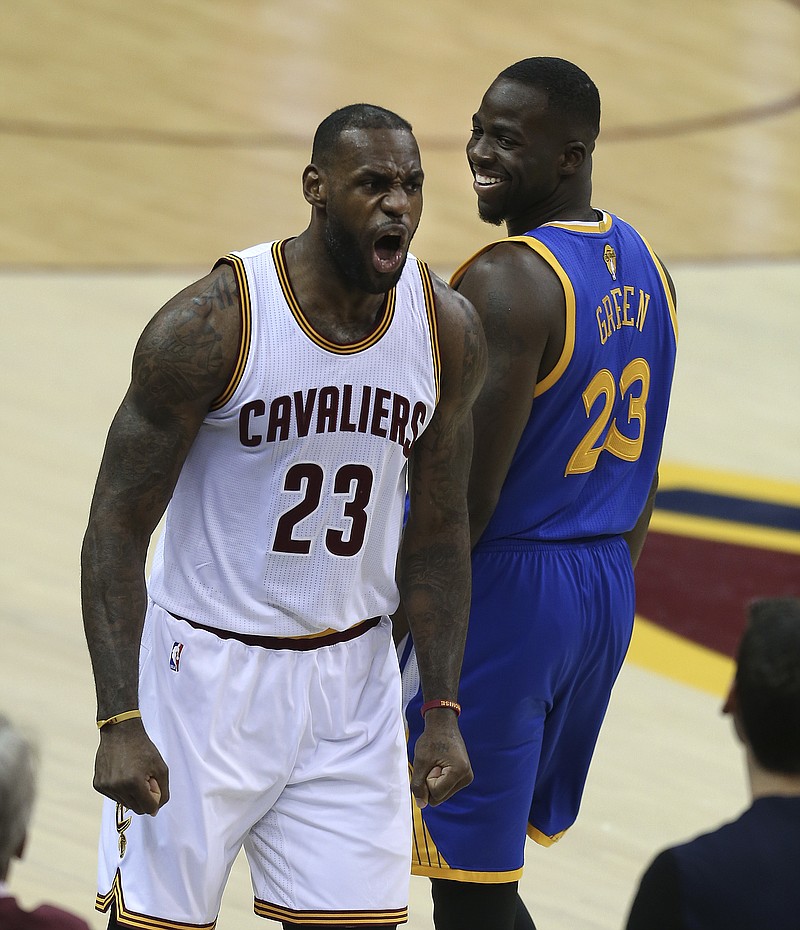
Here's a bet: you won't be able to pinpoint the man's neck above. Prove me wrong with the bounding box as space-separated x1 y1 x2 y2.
283 234 386 332
506 204 598 237
748 755 800 799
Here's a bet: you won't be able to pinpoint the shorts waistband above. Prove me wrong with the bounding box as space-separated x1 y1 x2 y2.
170 613 381 650
474 534 622 553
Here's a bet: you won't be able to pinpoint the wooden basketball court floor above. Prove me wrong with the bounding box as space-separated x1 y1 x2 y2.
1 1 799 927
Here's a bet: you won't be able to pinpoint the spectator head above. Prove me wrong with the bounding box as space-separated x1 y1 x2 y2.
724 597 800 774
0 714 38 880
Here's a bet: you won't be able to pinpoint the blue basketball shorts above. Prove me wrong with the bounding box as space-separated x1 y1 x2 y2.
404 535 635 882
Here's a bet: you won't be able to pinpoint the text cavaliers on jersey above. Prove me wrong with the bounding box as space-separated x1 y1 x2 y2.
238 383 428 457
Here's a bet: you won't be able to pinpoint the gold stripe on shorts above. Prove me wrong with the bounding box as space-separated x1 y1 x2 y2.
255 898 408 925
96 871 216 930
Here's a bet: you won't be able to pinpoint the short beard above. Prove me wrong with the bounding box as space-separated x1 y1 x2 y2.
324 214 402 294
477 204 505 227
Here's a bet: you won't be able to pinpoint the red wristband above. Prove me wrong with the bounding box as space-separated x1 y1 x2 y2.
420 699 461 718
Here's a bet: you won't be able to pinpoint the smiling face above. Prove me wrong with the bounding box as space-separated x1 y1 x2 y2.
320 127 424 294
467 77 574 234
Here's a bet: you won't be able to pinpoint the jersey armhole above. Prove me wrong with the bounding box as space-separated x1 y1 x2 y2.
450 237 576 398
501 237 576 398
417 260 441 404
209 253 252 411
636 234 679 343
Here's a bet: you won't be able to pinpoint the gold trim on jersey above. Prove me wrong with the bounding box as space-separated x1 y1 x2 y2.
539 211 614 234
96 871 216 930
637 232 679 342
209 253 252 411
527 822 568 847
449 249 482 291
448 214 613 286
501 237 576 398
254 899 408 926
448 238 576 399
416 259 441 403
271 239 396 354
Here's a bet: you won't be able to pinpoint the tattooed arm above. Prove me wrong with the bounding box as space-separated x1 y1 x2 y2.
401 273 486 808
453 243 566 547
81 265 242 815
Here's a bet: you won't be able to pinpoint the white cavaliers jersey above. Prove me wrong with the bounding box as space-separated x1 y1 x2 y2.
148 239 441 637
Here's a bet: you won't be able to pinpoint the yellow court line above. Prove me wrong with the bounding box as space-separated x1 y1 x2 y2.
632 462 800 692
628 615 735 698
649 510 800 554
659 462 800 505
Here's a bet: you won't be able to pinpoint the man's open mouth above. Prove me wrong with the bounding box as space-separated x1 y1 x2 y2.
373 233 405 273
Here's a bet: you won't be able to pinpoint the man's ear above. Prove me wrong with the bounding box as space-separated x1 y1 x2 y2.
303 164 327 208
722 678 738 716
559 141 588 176
722 678 748 744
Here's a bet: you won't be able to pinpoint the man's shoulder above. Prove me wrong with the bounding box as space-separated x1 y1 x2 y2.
30 903 92 930
667 802 775 873
0 897 91 930
451 237 559 296
421 265 479 321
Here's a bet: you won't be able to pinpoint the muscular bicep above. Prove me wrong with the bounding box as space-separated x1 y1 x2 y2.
89 390 200 544
455 244 565 544
87 265 242 542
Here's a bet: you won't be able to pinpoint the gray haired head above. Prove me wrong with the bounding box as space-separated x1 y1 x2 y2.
0 714 38 879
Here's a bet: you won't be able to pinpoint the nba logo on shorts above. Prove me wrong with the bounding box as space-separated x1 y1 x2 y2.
170 642 184 672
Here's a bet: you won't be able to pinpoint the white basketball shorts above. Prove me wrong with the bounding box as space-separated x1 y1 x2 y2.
95 602 411 927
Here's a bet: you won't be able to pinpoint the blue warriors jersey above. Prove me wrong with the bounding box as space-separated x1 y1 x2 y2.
451 211 678 543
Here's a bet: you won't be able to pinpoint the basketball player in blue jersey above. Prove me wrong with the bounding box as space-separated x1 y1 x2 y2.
81 104 486 930
400 58 678 929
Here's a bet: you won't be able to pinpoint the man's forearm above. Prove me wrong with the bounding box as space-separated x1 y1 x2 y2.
81 520 149 718
398 532 471 700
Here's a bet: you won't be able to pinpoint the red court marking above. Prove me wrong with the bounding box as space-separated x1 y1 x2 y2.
636 532 800 658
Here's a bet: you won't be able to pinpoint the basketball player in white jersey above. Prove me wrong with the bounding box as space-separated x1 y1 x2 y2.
81 104 486 930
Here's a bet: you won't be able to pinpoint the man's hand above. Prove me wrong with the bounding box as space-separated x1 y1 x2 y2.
410 708 473 808
93 719 170 816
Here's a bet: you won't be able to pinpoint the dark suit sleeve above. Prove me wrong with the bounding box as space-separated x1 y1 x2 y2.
32 904 93 929
625 849 685 930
